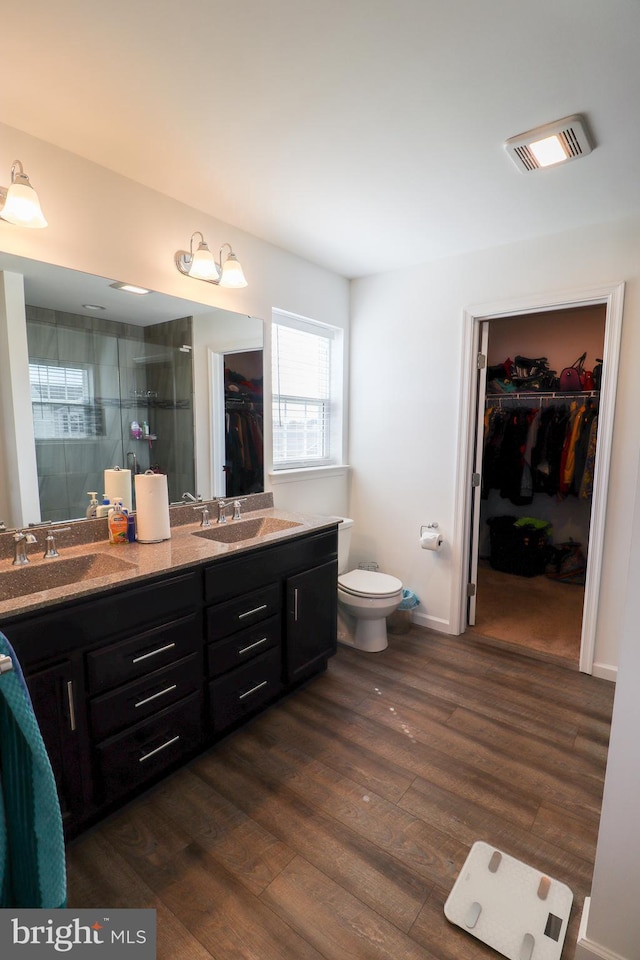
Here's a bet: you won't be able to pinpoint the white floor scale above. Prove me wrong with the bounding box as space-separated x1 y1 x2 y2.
444 841 573 960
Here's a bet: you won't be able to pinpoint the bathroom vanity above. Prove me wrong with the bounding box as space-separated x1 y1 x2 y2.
0 508 338 837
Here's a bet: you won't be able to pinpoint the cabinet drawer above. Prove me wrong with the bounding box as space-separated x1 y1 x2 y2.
90 653 200 740
95 692 202 801
86 613 201 695
206 584 280 642
203 528 337 603
3 570 201 668
209 647 282 732
207 616 281 679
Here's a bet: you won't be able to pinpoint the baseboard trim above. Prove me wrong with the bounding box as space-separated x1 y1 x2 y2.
591 661 617 683
412 611 454 634
575 898 629 960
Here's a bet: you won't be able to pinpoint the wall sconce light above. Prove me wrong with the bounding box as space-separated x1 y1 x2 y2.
0 160 48 228
175 232 248 288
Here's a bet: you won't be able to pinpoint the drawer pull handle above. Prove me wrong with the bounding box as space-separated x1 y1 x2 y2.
132 641 176 664
238 603 268 620
135 684 178 709
139 735 180 763
67 680 76 732
238 637 268 655
239 680 268 700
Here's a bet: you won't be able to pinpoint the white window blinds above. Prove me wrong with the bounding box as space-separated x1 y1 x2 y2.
272 317 334 468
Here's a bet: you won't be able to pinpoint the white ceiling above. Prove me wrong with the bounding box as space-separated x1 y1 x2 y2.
2 0 640 279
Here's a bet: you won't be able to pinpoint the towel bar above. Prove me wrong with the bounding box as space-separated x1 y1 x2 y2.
0 653 13 674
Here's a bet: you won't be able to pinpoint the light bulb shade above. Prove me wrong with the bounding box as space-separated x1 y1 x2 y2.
219 252 248 288
0 181 48 228
189 240 220 281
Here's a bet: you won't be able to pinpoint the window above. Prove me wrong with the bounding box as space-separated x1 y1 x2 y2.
272 312 342 470
29 362 103 439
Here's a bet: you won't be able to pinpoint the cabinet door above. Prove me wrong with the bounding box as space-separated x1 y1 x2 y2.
285 560 337 683
26 661 85 828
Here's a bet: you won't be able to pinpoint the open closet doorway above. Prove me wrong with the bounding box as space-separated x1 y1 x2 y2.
469 306 605 667
456 282 624 676
222 349 264 496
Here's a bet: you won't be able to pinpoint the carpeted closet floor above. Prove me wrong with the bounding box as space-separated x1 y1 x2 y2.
468 562 584 665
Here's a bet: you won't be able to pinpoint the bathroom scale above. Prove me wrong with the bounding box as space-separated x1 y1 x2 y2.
444 841 573 960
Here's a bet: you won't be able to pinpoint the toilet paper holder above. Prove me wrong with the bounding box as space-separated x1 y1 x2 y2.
420 522 439 536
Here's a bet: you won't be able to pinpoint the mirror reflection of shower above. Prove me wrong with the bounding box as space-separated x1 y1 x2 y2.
27 307 195 521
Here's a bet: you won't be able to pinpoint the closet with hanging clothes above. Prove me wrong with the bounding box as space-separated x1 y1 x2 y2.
470 304 606 665
223 350 264 496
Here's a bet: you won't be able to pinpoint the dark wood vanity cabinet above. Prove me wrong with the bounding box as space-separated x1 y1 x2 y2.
285 559 338 683
25 657 85 828
1 524 338 837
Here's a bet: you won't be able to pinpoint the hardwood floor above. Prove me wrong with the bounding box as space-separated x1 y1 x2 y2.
67 627 615 960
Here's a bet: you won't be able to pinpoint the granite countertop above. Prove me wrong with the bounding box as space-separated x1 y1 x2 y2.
0 502 339 621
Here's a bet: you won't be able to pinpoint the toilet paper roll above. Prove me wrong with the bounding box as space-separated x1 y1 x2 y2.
104 467 132 513
134 472 171 542
420 530 443 551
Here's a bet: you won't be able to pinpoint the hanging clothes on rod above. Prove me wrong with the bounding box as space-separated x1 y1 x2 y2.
225 397 264 496
483 394 599 505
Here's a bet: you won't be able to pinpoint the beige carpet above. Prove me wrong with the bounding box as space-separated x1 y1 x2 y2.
469 562 584 664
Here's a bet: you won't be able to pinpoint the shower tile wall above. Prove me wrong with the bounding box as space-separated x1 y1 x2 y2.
26 307 194 521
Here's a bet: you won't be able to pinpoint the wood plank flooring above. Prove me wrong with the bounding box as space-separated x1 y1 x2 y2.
66 627 615 960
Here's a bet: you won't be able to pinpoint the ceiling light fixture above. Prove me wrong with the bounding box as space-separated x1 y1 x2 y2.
175 232 248 288
109 281 151 295
0 159 48 228
505 114 593 173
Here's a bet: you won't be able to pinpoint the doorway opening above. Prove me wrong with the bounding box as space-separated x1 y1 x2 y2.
469 305 605 667
454 283 624 676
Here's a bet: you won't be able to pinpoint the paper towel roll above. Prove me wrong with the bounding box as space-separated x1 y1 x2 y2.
104 467 132 513
134 472 171 542
420 530 443 551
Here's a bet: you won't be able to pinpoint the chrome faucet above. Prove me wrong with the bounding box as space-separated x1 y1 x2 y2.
193 505 211 528
12 530 37 566
232 498 247 520
43 526 71 559
182 492 202 503
217 498 247 523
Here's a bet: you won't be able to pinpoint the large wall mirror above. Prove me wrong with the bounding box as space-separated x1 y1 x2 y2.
0 252 263 527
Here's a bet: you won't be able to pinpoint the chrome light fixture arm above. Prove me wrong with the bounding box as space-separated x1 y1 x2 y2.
175 231 247 287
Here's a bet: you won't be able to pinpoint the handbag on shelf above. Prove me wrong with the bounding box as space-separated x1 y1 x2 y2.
559 352 587 392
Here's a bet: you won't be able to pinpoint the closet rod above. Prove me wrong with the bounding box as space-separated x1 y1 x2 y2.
488 389 599 400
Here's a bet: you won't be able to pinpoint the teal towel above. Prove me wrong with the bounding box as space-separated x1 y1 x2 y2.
0 632 66 908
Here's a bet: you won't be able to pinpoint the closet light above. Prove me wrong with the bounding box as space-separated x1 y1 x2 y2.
0 159 48 228
175 232 248 288
109 281 151 295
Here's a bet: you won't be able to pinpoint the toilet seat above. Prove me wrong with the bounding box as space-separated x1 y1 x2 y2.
338 569 403 599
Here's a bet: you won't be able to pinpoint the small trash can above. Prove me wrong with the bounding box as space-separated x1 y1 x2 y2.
388 589 419 635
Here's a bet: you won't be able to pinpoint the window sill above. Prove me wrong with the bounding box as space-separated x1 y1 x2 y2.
268 464 350 484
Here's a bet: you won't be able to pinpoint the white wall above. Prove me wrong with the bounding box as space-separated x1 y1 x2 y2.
350 216 640 674
575 451 640 960
0 122 351 519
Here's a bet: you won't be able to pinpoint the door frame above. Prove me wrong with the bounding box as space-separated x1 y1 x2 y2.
452 281 625 674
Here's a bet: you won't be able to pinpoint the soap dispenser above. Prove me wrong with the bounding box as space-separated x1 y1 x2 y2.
96 495 111 519
108 498 129 544
86 492 99 519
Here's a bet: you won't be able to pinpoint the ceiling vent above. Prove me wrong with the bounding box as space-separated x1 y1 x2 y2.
505 114 593 173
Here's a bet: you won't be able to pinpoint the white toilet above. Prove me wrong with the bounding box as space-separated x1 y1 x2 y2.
335 517 403 652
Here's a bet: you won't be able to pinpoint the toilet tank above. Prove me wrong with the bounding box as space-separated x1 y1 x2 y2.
330 517 353 573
